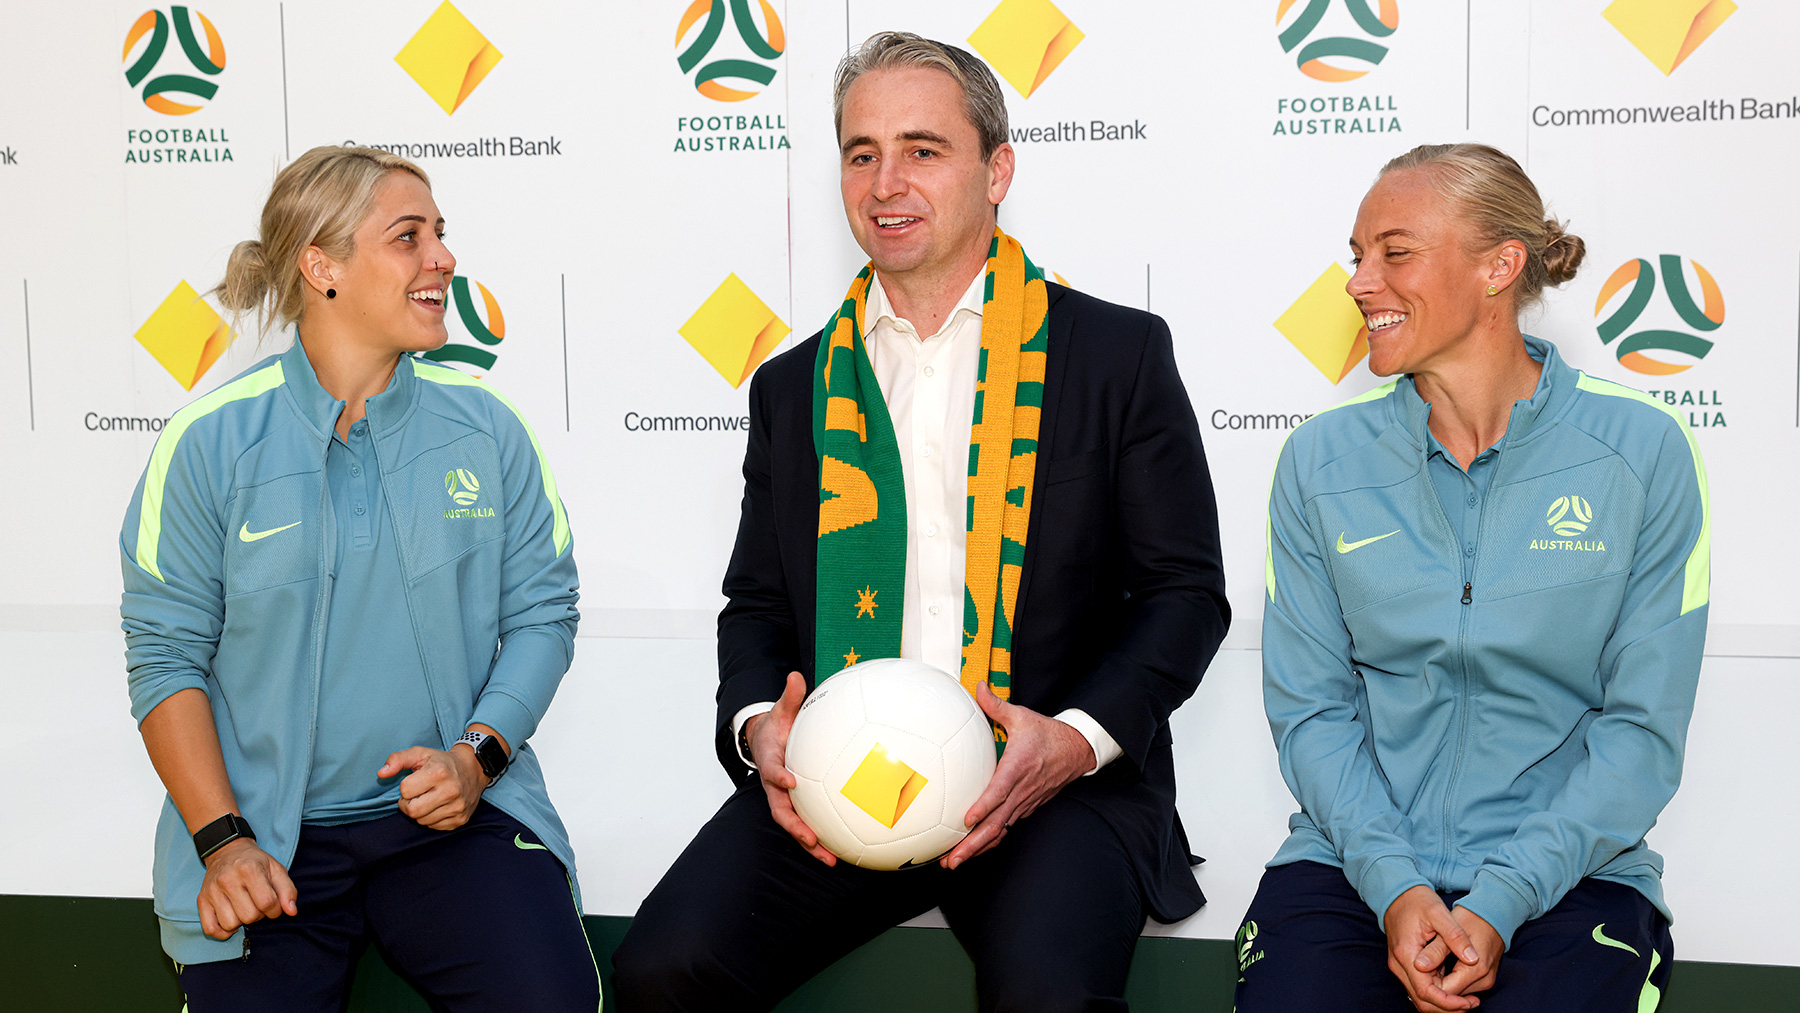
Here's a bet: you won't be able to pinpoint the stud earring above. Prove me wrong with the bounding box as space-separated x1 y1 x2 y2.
1486 284 1498 296
326 288 337 299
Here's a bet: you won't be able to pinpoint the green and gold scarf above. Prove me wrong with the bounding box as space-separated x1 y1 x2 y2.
813 228 1049 749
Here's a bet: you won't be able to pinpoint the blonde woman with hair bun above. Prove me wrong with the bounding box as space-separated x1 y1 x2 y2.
1237 143 1708 1012
119 146 598 1011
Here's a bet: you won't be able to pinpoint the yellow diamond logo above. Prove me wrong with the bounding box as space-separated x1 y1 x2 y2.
679 274 789 388
396 1 503 114
840 742 929 829
1273 264 1369 384
1602 0 1737 76
135 281 234 391
968 0 1085 99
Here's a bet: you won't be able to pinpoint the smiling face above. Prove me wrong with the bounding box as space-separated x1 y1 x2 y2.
1346 168 1502 377
310 170 456 355
838 66 1013 284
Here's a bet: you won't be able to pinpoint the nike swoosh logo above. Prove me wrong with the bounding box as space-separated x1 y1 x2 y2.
514 834 549 852
239 521 301 543
1336 530 1400 554
1591 923 1640 957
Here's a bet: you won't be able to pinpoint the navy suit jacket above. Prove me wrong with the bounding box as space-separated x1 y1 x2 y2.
712 282 1230 921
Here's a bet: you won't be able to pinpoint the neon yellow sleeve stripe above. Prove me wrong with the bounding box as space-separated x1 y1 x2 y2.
133 362 287 582
1266 380 1398 600
413 361 571 556
1575 374 1711 614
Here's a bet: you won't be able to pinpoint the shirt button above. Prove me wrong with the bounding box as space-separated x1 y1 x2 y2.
355 505 366 516
924 523 938 537
1467 495 1476 505
919 445 933 458
1464 545 1474 556
928 604 942 617
351 466 362 477
923 366 935 378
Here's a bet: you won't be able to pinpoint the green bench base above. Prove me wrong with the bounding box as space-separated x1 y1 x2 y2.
6 896 1790 1011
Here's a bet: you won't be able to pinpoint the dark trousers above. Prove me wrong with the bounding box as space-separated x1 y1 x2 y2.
613 781 1148 1013
178 803 600 1013
1233 861 1673 1012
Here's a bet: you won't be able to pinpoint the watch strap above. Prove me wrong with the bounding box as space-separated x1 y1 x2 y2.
193 813 255 861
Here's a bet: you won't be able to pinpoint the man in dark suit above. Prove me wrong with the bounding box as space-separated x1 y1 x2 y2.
613 32 1228 1012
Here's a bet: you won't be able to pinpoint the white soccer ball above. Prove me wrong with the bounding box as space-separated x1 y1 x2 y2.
785 657 998 871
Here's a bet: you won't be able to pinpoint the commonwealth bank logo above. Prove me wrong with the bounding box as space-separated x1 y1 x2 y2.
1277 0 1399 82
1604 0 1736 76
423 276 506 374
679 274 789 388
396 2 503 115
135 281 234 390
840 742 928 829
677 0 785 102
1595 254 1724 376
968 0 1084 99
1546 495 1593 537
123 7 226 115
1274 264 1368 383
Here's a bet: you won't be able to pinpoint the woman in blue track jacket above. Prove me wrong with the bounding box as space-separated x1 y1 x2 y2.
119 147 599 1011
1236 145 1708 1013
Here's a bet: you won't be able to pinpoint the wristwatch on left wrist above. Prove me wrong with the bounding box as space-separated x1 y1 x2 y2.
457 730 509 787
193 813 255 862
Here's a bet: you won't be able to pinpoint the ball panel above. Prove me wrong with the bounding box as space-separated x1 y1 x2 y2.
789 775 864 865
785 675 865 780
857 660 981 746
855 822 967 871
937 711 1001 832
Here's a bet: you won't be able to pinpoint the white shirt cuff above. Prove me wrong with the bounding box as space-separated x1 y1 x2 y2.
730 702 777 768
1053 708 1122 775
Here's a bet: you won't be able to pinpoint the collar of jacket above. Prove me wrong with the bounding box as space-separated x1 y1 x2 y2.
1391 335 1575 453
279 335 421 441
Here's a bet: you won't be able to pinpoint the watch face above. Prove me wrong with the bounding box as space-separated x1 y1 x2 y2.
475 736 507 778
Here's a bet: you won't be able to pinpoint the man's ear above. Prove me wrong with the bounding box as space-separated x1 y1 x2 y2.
987 142 1016 207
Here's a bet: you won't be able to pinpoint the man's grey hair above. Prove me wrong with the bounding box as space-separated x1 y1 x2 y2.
833 31 1010 161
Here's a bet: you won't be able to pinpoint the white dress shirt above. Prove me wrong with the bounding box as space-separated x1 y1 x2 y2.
734 270 1122 774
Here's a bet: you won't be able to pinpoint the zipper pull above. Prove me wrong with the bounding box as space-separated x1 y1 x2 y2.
1461 582 1473 605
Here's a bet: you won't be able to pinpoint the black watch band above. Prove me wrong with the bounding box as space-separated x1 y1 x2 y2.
193 813 255 861
738 716 756 766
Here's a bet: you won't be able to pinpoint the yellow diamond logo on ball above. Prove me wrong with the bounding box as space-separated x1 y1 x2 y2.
841 743 929 829
679 274 789 388
396 1 503 114
1602 0 1736 76
968 0 1084 99
1274 264 1368 384
135 281 234 390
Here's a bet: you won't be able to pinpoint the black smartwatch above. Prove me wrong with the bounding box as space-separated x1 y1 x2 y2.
457 730 509 786
193 813 255 861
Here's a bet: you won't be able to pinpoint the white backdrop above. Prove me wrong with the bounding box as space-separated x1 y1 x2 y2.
1 0 1795 968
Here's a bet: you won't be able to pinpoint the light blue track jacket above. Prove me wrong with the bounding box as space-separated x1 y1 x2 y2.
120 338 580 964
1262 337 1709 947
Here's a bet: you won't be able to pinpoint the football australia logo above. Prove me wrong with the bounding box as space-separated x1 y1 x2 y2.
967 0 1085 99
1603 0 1736 76
123 7 225 115
422 276 505 374
1277 0 1398 82
444 468 494 519
677 0 785 102
1594 255 1724 376
1533 495 1605 552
